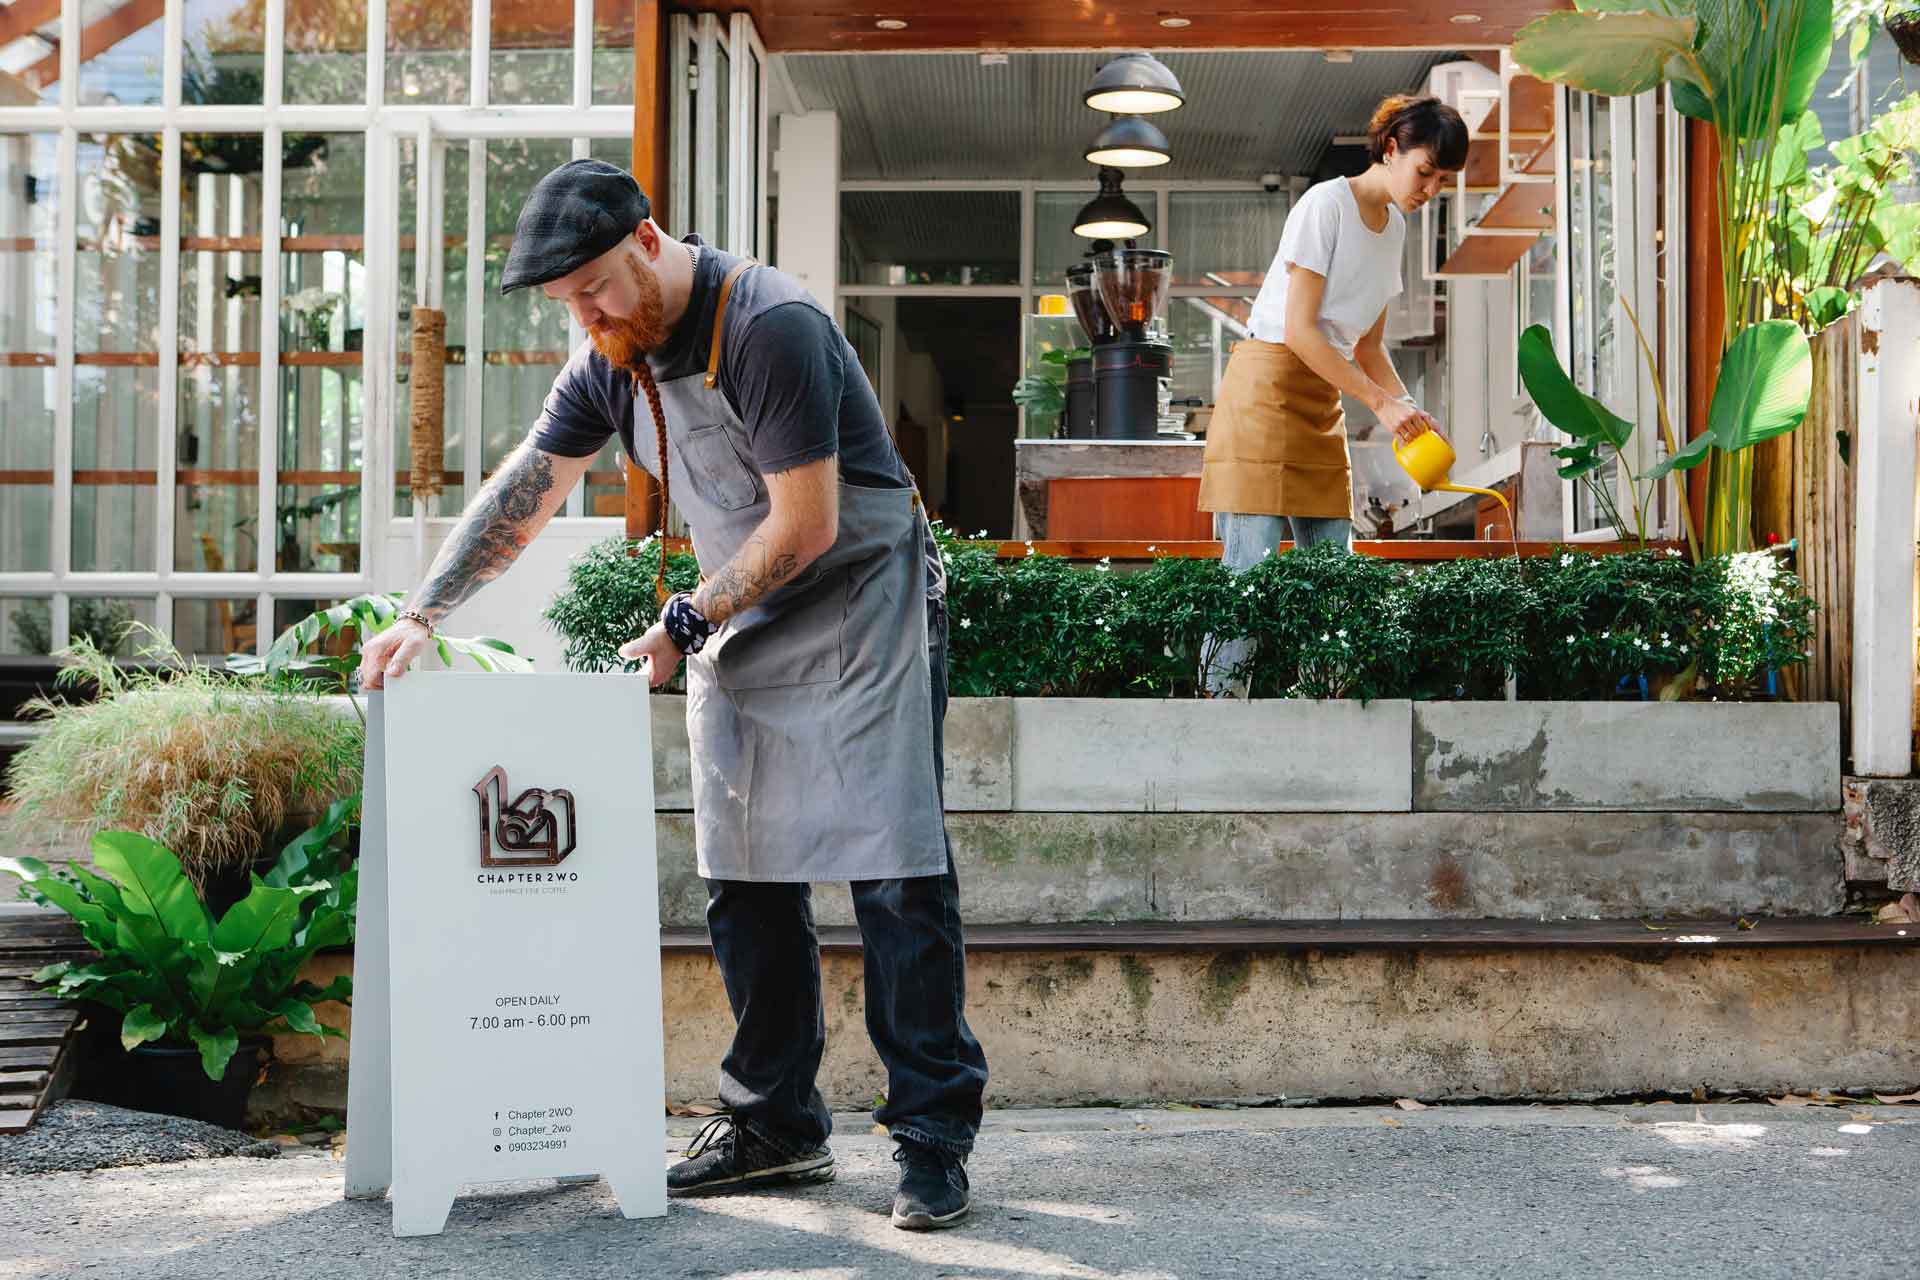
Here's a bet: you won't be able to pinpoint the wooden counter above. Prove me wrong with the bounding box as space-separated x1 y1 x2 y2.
1013 439 1210 541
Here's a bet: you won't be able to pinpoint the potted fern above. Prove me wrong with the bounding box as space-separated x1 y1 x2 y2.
3 825 356 1130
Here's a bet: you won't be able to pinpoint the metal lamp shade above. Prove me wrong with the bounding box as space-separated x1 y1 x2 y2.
1084 116 1171 168
1074 167 1153 239
1083 53 1185 114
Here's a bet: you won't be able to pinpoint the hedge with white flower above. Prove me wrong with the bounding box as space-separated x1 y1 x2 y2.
544 531 1815 702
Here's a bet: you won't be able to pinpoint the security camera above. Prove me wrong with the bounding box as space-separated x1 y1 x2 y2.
1261 172 1283 194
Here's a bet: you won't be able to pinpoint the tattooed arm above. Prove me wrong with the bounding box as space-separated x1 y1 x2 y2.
358 441 591 688
619 454 839 687
694 454 839 626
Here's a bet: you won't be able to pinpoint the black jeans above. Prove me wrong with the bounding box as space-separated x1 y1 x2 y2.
704 598 988 1156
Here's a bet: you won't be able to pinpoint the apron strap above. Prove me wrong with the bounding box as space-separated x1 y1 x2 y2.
704 261 755 391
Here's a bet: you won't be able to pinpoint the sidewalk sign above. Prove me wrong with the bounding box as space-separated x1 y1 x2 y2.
345 674 666 1236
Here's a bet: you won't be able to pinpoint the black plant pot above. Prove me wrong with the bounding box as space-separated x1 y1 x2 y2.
124 1037 271 1131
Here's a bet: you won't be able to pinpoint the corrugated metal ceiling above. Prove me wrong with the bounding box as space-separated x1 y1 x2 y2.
782 49 1461 182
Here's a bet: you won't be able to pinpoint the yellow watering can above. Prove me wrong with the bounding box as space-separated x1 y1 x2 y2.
1393 426 1515 539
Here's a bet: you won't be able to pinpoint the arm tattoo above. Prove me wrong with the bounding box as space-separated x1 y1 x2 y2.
410 447 556 622
694 534 801 625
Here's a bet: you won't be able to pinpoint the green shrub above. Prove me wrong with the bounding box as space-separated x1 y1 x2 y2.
544 529 1817 702
542 536 703 679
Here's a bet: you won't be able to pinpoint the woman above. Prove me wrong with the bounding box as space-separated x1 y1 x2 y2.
1199 93 1467 695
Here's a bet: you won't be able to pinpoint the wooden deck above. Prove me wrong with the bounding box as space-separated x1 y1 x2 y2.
0 910 92 1135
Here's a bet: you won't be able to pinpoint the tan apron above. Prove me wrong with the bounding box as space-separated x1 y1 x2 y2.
1197 338 1351 520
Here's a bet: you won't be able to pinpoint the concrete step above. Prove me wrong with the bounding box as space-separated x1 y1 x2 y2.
253 916 1920 1127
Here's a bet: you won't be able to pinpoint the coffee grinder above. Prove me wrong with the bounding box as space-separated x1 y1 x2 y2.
1062 260 1115 439
1091 247 1173 440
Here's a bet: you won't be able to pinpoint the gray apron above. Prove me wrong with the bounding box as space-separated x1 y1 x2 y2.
627 256 947 883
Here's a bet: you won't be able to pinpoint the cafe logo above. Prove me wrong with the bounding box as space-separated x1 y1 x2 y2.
473 766 577 868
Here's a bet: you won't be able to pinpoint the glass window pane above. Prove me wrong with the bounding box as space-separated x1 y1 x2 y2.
66 597 154 656
1 133 57 573
286 0 367 104
744 48 759 259
1168 191 1288 289
0 2 59 105
172 596 257 659
394 137 469 517
181 0 265 106
489 0 570 105
481 137 573 475
79 0 165 105
0 597 53 656
1167 298 1246 407
592 0 633 105
278 133 365 573
387 0 471 104
74 132 162 573
841 191 1019 286
178 162 264 573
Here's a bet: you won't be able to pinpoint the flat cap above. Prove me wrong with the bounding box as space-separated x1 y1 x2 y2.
499 159 652 294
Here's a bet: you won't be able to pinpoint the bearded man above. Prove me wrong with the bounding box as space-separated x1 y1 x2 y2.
357 159 987 1230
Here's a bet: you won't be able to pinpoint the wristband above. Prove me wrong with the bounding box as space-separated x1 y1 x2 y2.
660 593 714 655
396 609 434 635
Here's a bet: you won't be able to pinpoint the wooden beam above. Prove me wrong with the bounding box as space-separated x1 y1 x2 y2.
25 0 166 88
0 0 59 48
625 0 667 543
1684 119 1722 549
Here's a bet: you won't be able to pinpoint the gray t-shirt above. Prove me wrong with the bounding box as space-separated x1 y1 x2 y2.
529 237 911 491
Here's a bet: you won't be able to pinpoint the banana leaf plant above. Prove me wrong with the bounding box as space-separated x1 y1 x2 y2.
1 830 355 1081
1515 0 1833 557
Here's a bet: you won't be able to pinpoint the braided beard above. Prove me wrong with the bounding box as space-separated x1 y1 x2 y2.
588 257 669 372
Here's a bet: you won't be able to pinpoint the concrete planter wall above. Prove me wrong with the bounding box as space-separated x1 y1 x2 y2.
653 696 1840 817
644 695 1846 925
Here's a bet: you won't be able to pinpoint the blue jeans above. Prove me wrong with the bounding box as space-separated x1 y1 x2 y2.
1203 512 1352 696
704 598 988 1157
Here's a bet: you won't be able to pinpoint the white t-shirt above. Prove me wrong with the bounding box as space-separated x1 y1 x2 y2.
1246 177 1405 359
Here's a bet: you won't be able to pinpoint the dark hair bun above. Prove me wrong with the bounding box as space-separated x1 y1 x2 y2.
1366 94 1469 170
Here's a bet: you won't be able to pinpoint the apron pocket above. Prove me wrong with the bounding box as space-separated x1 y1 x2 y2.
679 423 761 511
709 563 848 691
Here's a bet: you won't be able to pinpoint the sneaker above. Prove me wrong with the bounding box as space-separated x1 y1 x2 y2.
890 1139 971 1230
666 1115 834 1198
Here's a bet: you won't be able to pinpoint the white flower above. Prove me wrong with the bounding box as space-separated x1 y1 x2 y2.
1337 629 1348 639
1560 554 1575 567
1321 632 1331 642
1661 637 1671 647
1163 644 1174 658
1566 634 1575 644
1679 644 1689 653
1147 545 1158 552
960 618 971 629
1601 631 1610 640
1094 617 1104 627
1026 546 1037 556
1243 586 1254 597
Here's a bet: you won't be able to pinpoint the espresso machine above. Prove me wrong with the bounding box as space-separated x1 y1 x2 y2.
1091 248 1173 440
1062 260 1113 439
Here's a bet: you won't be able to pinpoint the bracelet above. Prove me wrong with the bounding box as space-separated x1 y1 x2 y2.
660 593 714 655
396 609 435 635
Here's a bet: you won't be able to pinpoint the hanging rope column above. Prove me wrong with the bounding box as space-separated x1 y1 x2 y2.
409 306 447 500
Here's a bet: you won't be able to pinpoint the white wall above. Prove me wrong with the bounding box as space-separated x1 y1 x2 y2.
774 111 839 312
